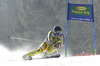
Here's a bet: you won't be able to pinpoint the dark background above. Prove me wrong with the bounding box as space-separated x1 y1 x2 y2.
0 0 100 56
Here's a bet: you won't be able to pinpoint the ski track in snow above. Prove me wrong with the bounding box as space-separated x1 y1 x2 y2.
0 45 100 66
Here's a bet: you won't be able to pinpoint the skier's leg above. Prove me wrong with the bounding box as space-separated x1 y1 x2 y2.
28 42 49 56
23 48 43 60
43 45 60 58
23 42 50 59
46 44 58 55
28 48 43 56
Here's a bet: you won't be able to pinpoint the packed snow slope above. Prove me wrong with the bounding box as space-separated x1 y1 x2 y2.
0 55 100 66
0 45 99 66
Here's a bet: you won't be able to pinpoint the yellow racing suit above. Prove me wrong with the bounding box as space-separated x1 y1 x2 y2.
28 30 65 56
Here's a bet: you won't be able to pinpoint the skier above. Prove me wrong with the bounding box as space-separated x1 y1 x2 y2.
23 25 65 60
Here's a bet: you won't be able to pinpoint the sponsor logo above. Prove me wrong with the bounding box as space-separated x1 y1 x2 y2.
76 6 87 10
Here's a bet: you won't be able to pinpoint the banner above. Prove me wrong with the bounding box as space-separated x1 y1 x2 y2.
65 0 96 57
67 3 93 22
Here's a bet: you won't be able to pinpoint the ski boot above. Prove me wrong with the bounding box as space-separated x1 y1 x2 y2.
23 54 32 60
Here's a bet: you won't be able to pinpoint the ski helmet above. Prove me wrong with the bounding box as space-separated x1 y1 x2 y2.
53 26 62 32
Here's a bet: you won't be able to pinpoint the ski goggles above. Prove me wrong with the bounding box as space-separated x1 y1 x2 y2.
55 32 62 36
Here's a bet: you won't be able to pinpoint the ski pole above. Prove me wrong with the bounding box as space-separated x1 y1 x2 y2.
8 36 42 42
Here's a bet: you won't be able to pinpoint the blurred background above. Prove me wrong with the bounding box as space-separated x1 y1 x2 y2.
0 0 100 56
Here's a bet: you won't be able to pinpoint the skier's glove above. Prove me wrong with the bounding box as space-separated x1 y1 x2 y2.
54 43 61 48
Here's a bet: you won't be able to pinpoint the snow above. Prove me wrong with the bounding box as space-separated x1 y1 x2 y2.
0 45 99 66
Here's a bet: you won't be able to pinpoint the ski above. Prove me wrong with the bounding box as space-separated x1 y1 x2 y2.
23 54 60 60
43 54 60 58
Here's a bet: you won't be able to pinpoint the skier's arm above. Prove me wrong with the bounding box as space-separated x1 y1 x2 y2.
56 34 65 47
47 31 53 42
